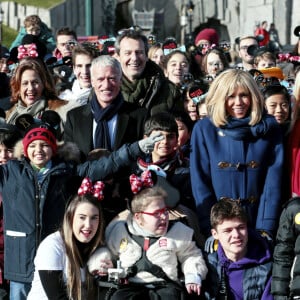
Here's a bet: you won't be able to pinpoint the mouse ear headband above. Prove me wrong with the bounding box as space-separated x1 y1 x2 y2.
130 170 154 194
129 166 180 208
78 177 105 201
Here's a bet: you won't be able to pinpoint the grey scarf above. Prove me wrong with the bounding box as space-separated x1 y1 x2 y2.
6 98 48 124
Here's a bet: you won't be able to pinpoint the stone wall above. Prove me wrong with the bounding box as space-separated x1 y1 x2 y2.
1 0 299 47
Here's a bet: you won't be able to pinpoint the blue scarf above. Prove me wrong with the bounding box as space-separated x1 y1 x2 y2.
220 114 278 140
90 91 124 150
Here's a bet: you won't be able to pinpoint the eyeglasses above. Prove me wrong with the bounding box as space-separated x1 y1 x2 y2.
117 26 142 36
139 207 169 218
147 35 157 45
58 40 77 48
255 75 281 88
219 41 231 52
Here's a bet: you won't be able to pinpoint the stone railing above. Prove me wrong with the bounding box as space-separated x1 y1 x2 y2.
1 1 52 31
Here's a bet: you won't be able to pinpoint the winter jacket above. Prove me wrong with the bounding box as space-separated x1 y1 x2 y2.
205 229 273 300
288 119 300 197
103 218 208 285
9 22 56 54
0 141 142 283
0 198 4 285
190 115 284 237
120 60 183 115
271 197 300 299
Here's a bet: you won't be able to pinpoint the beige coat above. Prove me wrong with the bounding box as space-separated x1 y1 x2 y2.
102 219 208 285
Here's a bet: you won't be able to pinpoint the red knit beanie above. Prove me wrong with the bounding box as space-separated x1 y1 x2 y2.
195 28 219 46
22 127 57 157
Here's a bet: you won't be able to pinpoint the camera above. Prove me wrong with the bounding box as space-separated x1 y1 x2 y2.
107 260 126 284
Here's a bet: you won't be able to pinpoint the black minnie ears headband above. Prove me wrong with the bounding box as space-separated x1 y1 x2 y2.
0 108 21 136
15 110 61 137
294 26 300 38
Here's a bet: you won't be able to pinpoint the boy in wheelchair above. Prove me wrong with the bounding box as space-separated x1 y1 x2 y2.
88 170 208 299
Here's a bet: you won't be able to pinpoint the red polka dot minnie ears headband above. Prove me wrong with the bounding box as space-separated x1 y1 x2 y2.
78 177 105 201
130 170 154 194
128 166 180 209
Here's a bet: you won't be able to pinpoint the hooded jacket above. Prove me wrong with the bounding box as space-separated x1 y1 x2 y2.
0 141 142 283
271 197 300 298
205 229 273 300
9 22 56 54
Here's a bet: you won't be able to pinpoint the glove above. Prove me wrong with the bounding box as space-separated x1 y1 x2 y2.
204 236 218 253
138 132 164 153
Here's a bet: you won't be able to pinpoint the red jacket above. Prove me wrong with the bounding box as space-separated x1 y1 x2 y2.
255 28 270 46
288 119 300 196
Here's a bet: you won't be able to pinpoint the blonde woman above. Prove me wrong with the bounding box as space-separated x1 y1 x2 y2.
148 43 164 68
190 69 284 239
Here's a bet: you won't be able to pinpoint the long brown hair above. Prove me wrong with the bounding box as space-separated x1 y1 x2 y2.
10 57 57 104
60 194 105 300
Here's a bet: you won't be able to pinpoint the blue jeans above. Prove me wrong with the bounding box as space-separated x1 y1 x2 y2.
9 281 31 300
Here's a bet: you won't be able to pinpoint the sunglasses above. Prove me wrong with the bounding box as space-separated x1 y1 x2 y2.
117 26 143 36
255 75 281 88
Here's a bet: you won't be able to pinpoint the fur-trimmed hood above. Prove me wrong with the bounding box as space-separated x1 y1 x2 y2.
14 140 81 163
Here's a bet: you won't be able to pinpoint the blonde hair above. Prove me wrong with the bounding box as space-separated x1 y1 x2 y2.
148 43 162 60
254 51 276 66
205 68 264 127
131 186 167 213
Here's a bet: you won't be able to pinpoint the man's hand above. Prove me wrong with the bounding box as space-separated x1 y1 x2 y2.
138 132 164 153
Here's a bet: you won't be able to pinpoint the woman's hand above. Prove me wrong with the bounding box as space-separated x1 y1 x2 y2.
186 283 201 295
94 259 113 276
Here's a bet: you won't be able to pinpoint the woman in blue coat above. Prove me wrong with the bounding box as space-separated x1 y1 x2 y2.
190 69 284 238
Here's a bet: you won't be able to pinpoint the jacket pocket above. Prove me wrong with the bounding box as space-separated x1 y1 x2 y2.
4 229 36 278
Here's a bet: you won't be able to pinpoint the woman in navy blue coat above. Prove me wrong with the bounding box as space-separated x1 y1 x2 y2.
190 69 284 238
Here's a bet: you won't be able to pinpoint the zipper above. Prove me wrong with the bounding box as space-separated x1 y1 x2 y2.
35 180 41 249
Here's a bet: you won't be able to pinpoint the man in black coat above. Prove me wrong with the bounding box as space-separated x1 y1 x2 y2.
114 29 183 114
64 55 147 161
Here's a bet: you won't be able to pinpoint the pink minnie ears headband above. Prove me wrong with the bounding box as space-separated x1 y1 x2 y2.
78 177 105 201
277 53 300 63
17 44 39 60
130 170 154 194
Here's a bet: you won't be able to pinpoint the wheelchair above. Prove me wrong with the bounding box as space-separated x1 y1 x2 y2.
96 266 205 300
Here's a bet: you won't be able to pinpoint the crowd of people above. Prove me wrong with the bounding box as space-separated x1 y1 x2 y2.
0 13 299 300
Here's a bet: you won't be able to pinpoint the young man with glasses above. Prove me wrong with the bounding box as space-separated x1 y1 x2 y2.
53 27 78 59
